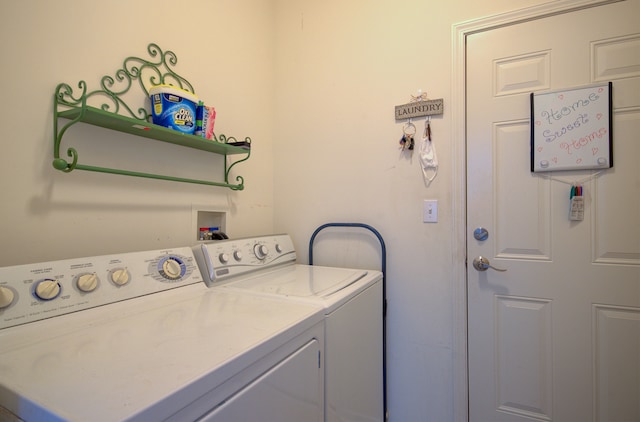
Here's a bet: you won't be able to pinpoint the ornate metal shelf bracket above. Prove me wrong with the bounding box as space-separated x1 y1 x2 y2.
53 43 250 190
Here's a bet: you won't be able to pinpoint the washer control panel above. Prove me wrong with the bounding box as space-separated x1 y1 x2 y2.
194 234 297 286
0 247 202 329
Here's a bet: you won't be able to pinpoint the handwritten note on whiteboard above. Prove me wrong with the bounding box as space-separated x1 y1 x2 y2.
530 82 612 172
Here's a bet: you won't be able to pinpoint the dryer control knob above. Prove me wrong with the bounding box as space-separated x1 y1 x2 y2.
254 244 269 260
35 279 61 300
76 273 99 292
0 286 15 308
219 253 230 264
233 251 243 261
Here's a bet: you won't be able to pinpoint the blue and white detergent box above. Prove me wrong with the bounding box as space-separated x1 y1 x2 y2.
149 85 198 135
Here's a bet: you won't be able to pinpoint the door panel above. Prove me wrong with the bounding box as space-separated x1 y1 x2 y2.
494 295 553 420
594 109 640 264
593 305 640 419
493 120 551 260
466 1 640 421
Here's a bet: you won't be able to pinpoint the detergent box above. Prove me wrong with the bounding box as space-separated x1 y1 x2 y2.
149 85 198 135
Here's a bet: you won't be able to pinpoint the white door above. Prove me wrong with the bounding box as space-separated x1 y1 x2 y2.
466 1 640 421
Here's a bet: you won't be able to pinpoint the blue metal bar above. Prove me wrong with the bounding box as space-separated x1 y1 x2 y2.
308 222 388 421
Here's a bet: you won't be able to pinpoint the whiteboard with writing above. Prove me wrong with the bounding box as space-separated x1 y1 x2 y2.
530 82 612 172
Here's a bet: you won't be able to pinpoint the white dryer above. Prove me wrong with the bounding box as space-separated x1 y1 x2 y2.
195 234 384 422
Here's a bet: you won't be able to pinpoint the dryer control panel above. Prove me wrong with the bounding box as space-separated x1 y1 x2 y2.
0 247 203 329
194 234 297 286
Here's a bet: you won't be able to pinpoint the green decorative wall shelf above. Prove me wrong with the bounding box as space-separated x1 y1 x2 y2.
53 43 250 190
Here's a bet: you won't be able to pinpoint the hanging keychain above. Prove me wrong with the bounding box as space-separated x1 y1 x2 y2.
419 117 438 186
400 120 416 151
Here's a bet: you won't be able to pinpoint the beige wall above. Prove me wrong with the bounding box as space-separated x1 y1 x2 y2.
1 0 553 420
0 0 276 265
272 1 550 420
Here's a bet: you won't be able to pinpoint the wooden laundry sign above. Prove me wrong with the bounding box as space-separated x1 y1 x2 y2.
395 99 444 120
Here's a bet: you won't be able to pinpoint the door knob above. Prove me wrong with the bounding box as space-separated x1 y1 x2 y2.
472 256 507 272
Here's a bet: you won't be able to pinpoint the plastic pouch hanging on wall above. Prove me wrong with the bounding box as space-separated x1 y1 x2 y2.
420 118 438 186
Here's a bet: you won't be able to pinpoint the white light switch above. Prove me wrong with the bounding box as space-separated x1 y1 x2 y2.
423 200 438 223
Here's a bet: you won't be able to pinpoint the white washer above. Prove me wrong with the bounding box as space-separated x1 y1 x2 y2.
195 234 384 422
0 246 325 422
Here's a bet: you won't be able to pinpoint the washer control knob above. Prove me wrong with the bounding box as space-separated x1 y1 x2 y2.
158 257 186 281
254 244 269 259
275 244 283 254
161 258 183 280
0 286 15 308
110 268 131 286
219 253 230 264
35 279 61 300
233 251 243 261
76 273 99 293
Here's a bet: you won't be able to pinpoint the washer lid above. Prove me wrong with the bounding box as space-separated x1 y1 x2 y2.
221 265 370 298
0 285 324 422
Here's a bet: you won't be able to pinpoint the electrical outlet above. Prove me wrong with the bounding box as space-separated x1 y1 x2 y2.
423 200 438 223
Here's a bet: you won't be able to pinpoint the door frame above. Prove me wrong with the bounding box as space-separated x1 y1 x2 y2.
450 0 624 419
